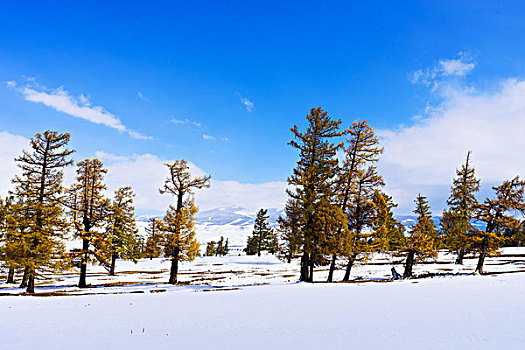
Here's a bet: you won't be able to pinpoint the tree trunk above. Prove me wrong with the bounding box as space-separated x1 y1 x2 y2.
299 252 309 282
403 250 415 279
78 238 90 288
475 236 488 274
20 267 28 288
168 248 180 284
6 267 15 283
309 261 314 282
327 254 337 282
109 253 117 276
455 246 465 265
342 257 355 282
26 268 35 294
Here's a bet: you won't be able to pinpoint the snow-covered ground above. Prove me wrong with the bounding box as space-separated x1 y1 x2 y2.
1 249 525 349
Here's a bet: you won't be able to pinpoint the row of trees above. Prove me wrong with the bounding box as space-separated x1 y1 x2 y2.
278 107 525 282
0 131 211 292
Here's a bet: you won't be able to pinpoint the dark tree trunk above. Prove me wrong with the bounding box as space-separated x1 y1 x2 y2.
78 238 90 288
309 261 314 282
342 257 355 282
109 253 118 276
403 250 415 279
6 267 15 283
327 254 337 282
20 267 28 288
455 246 465 265
475 236 488 274
168 248 180 284
299 252 309 282
26 269 35 294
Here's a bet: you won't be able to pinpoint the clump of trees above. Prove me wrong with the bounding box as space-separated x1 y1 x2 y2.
0 130 143 292
278 107 525 282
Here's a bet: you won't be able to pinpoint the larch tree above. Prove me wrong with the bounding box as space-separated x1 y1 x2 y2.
441 151 480 264
160 199 201 283
69 158 109 288
403 195 439 279
10 130 74 293
286 107 348 282
328 120 383 282
205 241 216 256
341 166 384 281
245 209 278 256
370 190 406 253
277 199 302 263
159 159 210 284
474 176 525 274
103 187 141 275
144 217 164 259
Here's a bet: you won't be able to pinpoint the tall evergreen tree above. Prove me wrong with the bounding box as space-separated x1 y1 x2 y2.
159 159 210 284
10 130 74 293
244 209 278 256
441 152 480 264
474 176 525 273
403 195 439 278
286 107 348 282
328 120 383 282
103 187 141 275
160 199 200 283
69 158 109 288
205 241 216 256
277 199 302 263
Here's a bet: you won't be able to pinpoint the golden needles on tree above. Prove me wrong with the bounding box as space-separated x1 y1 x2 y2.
159 159 211 284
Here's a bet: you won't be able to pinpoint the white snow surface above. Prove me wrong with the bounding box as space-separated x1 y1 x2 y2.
1 249 525 349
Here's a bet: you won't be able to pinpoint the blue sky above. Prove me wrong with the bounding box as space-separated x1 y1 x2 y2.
1 1 525 214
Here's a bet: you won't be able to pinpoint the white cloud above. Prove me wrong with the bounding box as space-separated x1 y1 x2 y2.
202 134 216 141
137 91 149 102
8 81 152 140
410 53 476 86
237 93 254 112
96 152 287 214
0 132 30 197
379 78 525 214
171 118 201 127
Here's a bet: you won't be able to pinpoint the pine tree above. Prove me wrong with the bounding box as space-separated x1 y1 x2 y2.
69 158 109 288
328 120 383 282
103 187 141 275
159 160 210 284
10 130 74 293
144 217 164 259
244 209 278 256
286 107 348 282
474 176 525 273
370 190 406 253
205 241 216 256
403 195 439 278
160 199 200 283
441 152 480 264
215 236 225 256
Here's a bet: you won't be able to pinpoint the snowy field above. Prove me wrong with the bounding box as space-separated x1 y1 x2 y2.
1 248 525 349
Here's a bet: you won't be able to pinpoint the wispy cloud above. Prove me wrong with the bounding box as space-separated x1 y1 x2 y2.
8 79 152 140
410 52 476 87
171 118 202 127
137 91 150 102
202 134 216 141
236 92 254 112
